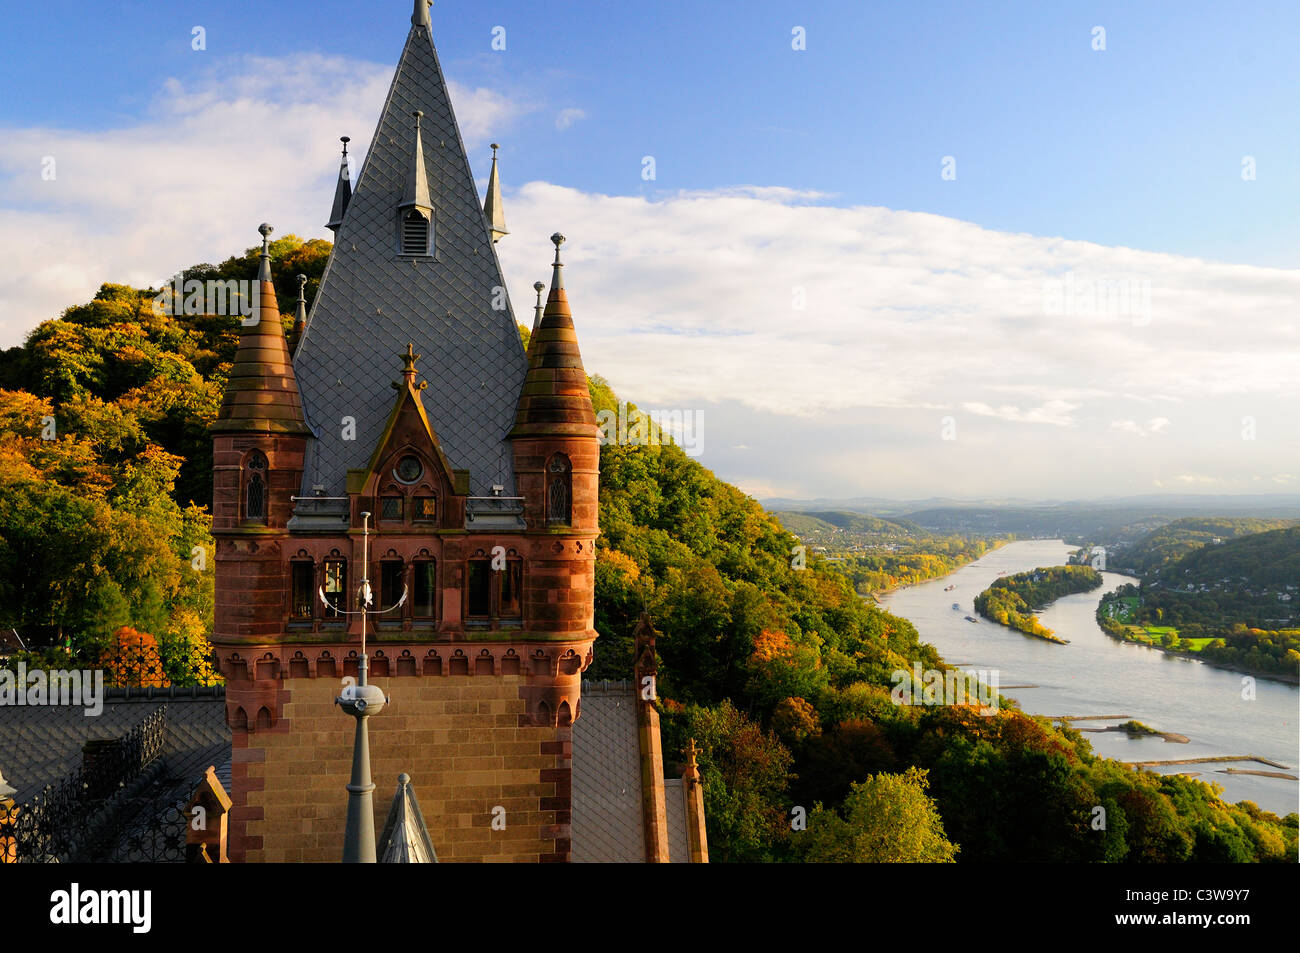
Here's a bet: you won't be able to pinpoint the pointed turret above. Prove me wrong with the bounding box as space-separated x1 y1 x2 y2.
288 273 308 354
400 111 433 214
527 280 545 358
484 143 508 243
325 137 352 233
510 234 598 437
293 3 529 499
212 224 310 435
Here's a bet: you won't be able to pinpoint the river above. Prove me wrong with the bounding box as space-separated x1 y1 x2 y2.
878 539 1299 817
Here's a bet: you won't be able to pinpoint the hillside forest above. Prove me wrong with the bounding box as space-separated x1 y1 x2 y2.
1 236 1294 862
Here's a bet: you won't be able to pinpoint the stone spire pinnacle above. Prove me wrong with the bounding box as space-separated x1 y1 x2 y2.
290 274 308 354
412 0 431 29
531 280 545 330
526 280 546 359
509 234 596 438
257 222 273 281
212 224 310 435
400 111 432 212
326 136 352 233
549 232 565 290
483 143 508 243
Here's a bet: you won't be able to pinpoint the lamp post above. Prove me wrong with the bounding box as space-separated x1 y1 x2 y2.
321 510 407 862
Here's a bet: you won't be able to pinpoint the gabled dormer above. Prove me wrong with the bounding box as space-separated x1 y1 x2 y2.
397 111 435 258
348 344 468 529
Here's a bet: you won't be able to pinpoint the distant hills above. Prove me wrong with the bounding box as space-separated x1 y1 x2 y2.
1110 517 1299 576
762 495 1300 543
1147 526 1300 595
772 510 922 543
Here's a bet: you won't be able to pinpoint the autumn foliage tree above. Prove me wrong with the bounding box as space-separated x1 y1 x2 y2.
100 626 169 687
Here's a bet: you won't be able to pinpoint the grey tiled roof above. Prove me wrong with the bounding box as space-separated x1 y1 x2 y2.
293 18 528 497
571 681 645 863
0 689 230 804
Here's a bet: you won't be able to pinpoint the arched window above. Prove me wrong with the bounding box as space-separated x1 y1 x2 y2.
547 453 571 525
244 450 268 522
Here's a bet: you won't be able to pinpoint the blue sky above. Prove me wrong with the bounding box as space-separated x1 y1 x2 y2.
2 1 1297 500
6 0 1298 265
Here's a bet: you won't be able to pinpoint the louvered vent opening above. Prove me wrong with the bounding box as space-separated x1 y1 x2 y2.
402 210 429 255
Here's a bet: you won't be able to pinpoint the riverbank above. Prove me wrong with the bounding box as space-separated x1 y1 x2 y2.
862 538 1011 601
878 539 1300 818
1095 605 1300 685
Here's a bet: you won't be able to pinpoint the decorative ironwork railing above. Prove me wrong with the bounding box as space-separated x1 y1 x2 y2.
0 708 179 863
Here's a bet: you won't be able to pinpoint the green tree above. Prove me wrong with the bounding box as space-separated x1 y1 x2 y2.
799 767 958 863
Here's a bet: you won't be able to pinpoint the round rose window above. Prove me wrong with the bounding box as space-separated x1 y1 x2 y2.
396 455 423 483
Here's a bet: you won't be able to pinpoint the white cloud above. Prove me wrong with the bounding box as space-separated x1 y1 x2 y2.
963 400 1079 427
2 53 1297 499
555 108 586 131
0 53 530 344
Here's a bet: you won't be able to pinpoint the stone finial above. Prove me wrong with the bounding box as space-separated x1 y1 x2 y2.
683 739 700 781
290 274 309 354
412 0 432 29
257 224 274 281
633 612 657 691
549 233 566 290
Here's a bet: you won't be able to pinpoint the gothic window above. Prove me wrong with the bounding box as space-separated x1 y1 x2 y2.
401 209 430 256
413 559 437 618
381 496 403 521
465 554 522 623
499 558 523 619
380 559 404 613
414 495 437 522
244 450 268 522
290 561 314 620
323 559 347 619
547 453 571 525
467 559 491 618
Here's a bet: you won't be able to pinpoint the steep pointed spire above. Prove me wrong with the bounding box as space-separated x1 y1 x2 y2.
289 273 308 354
292 0 530 498
484 143 508 243
400 111 433 212
510 234 598 438
325 137 352 233
377 773 437 863
212 224 310 435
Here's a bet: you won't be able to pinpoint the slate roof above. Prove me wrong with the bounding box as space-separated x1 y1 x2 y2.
0 688 230 804
292 11 528 498
571 681 646 863
664 778 689 863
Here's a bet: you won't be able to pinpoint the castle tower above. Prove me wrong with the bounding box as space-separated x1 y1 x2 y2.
209 0 599 863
